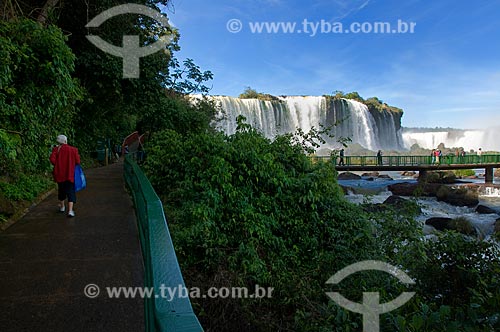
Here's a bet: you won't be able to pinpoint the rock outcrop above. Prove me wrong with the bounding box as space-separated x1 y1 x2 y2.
436 186 479 207
362 172 379 177
475 205 497 214
419 171 457 184
338 172 362 180
425 217 476 236
388 182 441 197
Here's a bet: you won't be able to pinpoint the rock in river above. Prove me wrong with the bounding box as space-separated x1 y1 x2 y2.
475 205 497 214
436 186 479 207
338 172 361 180
425 217 476 236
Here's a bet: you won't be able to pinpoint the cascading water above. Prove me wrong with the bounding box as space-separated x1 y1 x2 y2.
342 99 377 150
213 96 405 151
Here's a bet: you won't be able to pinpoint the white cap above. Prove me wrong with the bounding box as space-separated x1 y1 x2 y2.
56 135 67 144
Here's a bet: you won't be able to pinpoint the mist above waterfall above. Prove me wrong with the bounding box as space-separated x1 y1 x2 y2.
402 128 500 152
213 96 405 151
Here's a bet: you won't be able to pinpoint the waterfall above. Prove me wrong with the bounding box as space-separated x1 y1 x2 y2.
213 96 404 151
342 99 378 150
403 128 500 151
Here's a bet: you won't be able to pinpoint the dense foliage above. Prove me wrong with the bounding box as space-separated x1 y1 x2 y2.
144 119 376 330
0 19 82 174
144 117 500 331
0 1 214 219
0 18 81 216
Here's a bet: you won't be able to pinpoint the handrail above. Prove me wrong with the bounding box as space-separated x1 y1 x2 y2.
124 156 203 332
313 154 500 166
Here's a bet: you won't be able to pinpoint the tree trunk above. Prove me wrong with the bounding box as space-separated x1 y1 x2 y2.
37 0 60 25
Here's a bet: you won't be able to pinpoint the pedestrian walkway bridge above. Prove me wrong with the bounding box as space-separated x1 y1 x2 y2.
312 154 500 183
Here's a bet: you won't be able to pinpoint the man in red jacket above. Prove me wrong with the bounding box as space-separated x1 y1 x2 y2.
50 135 81 217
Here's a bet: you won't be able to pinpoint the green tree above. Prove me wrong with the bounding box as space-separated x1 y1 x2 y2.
0 19 82 173
239 86 260 99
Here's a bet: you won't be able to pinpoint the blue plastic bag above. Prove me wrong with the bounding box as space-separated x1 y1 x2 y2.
74 165 86 192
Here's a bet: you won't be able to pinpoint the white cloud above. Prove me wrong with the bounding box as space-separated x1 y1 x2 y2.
330 0 373 20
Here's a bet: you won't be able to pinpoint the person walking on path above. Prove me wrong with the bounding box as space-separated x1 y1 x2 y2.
50 135 81 217
338 148 345 166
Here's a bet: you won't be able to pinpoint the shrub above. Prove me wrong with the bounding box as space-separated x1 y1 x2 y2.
453 169 476 177
0 174 52 201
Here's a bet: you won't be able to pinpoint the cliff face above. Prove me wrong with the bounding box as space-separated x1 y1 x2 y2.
366 104 404 149
214 96 405 151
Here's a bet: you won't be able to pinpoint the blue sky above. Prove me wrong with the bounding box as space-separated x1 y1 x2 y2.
162 0 500 129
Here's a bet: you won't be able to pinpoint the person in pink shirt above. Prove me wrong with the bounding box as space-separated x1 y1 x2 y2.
49 135 81 217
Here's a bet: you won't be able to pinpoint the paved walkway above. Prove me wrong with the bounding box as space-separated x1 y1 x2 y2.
0 162 144 331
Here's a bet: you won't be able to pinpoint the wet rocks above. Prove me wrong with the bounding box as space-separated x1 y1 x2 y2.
419 171 457 184
383 195 408 206
362 172 379 177
383 195 421 213
475 205 497 214
425 217 476 236
436 186 479 207
338 172 361 180
387 183 417 196
362 195 421 214
388 182 441 197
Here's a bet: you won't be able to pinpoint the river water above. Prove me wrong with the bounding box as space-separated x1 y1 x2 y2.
339 171 500 239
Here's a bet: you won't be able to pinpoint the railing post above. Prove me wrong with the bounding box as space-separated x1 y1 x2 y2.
485 167 494 183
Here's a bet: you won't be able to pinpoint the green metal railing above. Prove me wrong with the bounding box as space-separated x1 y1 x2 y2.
124 156 203 332
312 154 500 166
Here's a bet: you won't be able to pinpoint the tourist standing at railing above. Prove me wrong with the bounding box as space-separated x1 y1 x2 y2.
431 149 436 164
478 148 483 162
50 135 81 218
435 149 441 164
459 149 466 162
338 149 345 166
377 150 383 165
